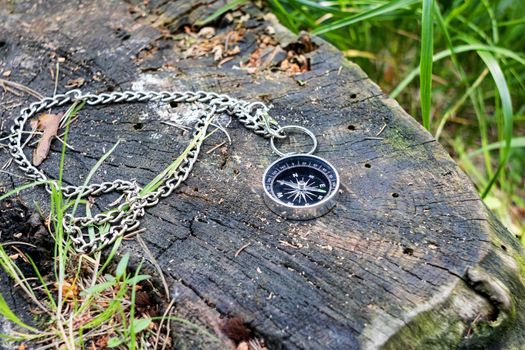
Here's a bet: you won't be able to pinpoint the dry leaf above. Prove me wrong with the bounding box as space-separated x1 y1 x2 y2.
18 344 26 350
32 113 61 166
2 70 11 77
65 77 85 88
55 279 78 300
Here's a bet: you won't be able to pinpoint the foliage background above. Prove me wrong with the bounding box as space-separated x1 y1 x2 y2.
267 0 525 238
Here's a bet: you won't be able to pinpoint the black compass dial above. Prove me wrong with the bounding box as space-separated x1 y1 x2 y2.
263 154 338 207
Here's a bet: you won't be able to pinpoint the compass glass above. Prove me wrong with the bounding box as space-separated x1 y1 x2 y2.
263 154 339 207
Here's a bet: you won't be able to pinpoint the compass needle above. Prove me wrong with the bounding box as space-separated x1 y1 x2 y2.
304 192 314 201
304 186 327 194
300 192 308 203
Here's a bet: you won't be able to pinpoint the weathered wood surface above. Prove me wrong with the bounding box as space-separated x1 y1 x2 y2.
1 1 525 349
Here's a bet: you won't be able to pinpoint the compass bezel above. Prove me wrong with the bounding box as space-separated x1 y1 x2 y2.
262 154 340 220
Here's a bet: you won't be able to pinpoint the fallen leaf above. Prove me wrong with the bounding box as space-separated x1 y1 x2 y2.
65 77 85 88
55 279 78 300
2 70 11 77
32 113 61 166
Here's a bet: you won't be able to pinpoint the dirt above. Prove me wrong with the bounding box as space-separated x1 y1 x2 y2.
0 196 54 277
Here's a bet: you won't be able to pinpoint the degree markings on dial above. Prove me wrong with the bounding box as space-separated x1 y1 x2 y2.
266 156 337 207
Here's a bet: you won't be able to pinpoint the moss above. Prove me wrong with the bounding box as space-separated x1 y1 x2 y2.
379 214 525 350
380 282 498 350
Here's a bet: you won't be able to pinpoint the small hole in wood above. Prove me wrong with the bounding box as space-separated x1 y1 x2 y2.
195 216 208 223
169 101 177 108
114 28 130 41
403 247 414 256
392 193 399 198
133 123 144 130
364 163 371 168
193 187 199 192
501 245 507 251
233 169 240 175
347 125 356 131
0 41 6 48
350 93 357 99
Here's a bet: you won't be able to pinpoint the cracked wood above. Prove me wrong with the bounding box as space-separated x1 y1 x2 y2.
1 0 525 349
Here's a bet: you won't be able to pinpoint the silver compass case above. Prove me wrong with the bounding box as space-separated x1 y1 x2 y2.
262 154 340 220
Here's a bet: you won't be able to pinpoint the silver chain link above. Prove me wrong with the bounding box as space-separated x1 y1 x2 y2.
8 89 285 254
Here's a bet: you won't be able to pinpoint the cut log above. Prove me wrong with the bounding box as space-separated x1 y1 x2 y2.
1 1 525 349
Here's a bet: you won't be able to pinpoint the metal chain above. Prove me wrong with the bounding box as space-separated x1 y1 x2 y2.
8 89 285 254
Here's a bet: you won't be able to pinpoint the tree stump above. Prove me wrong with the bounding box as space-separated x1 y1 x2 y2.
1 1 525 349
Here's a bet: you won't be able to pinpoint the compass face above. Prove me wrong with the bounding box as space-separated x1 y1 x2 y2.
262 154 339 219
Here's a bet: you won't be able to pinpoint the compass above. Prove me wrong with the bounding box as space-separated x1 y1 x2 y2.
262 154 340 220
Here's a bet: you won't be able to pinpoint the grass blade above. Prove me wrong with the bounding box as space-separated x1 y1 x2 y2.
420 0 434 130
129 318 151 334
0 293 39 333
115 252 129 279
312 0 419 35
477 61 513 196
25 255 57 309
195 0 248 26
466 137 525 158
267 0 299 33
69 139 122 219
58 101 84 187
454 36 514 197
0 180 50 201
141 113 215 195
390 44 525 98
434 69 489 140
128 260 144 350
80 281 115 296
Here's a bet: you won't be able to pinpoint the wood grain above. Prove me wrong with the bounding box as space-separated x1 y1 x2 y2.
1 1 525 349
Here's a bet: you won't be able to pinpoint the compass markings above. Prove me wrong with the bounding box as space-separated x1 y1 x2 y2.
278 177 326 204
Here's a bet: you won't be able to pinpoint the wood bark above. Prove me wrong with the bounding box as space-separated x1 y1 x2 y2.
1 1 525 349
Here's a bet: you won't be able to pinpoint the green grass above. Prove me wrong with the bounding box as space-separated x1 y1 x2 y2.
266 0 525 238
420 0 434 130
0 107 219 348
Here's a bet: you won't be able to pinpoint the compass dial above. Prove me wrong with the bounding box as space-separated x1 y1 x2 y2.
262 154 339 219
